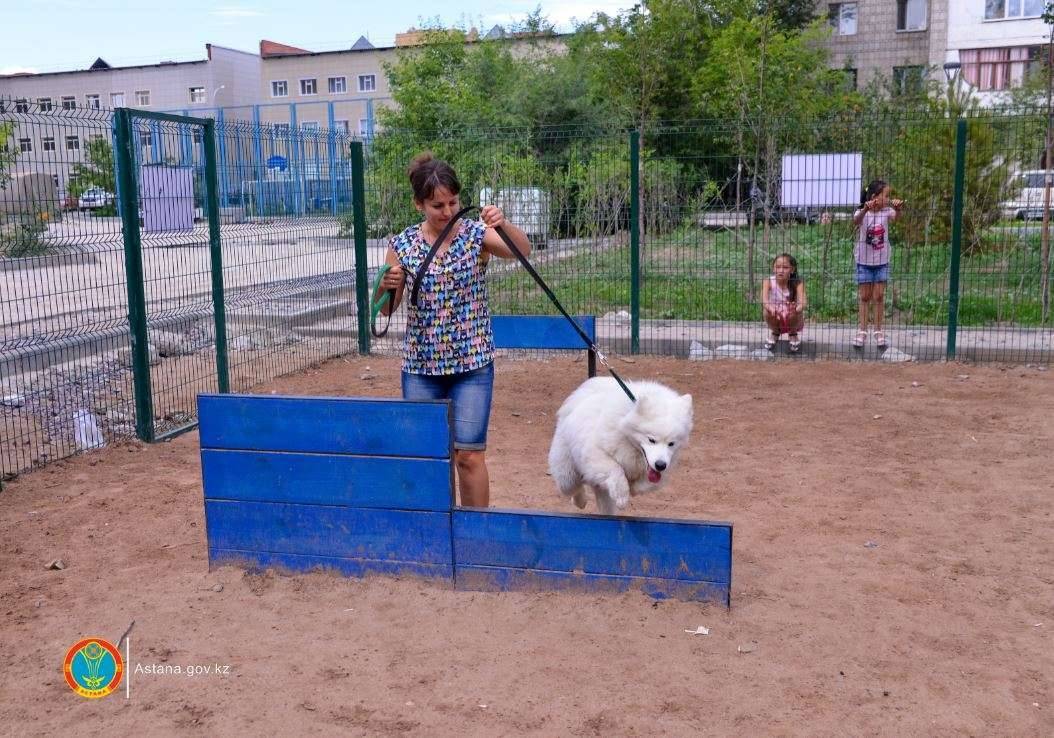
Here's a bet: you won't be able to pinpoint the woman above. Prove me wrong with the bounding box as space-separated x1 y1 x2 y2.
375 152 532 507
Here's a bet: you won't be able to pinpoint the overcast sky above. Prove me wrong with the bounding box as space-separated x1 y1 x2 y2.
2 1 630 75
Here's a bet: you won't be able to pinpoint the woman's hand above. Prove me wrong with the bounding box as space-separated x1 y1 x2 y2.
480 205 506 230
891 198 904 210
380 265 405 291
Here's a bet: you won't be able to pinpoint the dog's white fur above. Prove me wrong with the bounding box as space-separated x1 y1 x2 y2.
548 377 693 515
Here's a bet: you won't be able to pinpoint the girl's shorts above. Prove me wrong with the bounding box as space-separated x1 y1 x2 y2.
856 263 890 285
401 362 494 451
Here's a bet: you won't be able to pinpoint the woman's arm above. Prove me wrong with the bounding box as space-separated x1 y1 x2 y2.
888 199 904 221
375 247 406 316
761 278 772 315
853 201 872 226
479 205 532 260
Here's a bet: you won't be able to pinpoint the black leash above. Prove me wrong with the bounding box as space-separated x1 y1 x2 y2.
379 204 637 403
476 208 637 403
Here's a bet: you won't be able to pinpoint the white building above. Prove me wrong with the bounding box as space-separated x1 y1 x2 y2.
942 0 1050 104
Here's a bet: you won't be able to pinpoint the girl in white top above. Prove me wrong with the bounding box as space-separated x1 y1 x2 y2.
851 179 903 348
762 253 807 352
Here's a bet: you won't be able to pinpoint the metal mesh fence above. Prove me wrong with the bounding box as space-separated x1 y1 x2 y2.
2 102 1053 479
1 102 130 478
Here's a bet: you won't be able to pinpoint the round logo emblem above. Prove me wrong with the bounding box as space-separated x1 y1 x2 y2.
63 638 123 698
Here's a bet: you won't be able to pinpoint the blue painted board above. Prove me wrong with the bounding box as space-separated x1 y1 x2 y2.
491 315 595 350
201 449 453 511
210 549 453 581
205 500 452 564
198 394 451 458
452 508 731 583
455 564 730 605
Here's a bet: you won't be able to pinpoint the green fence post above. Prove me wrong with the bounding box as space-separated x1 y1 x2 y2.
114 108 155 442
350 140 371 355
946 118 968 360
203 118 230 393
630 129 641 355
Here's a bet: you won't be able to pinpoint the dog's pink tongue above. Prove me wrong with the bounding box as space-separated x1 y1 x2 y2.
648 468 662 483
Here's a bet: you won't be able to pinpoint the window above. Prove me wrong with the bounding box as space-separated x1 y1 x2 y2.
358 74 376 92
358 118 370 136
334 119 350 134
984 0 1044 20
52 175 60 188
18 138 32 153
893 65 926 96
85 94 100 109
135 90 150 106
111 92 125 107
300 78 317 95
192 128 203 144
61 96 76 110
271 80 288 97
327 76 347 94
828 3 857 36
38 97 53 112
141 131 153 148
960 46 1043 90
42 136 56 151
15 98 29 113
189 86 206 103
273 123 291 135
301 121 320 131
65 135 80 151
897 0 927 31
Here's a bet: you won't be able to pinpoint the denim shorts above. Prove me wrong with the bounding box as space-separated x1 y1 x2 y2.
856 263 890 285
401 362 494 451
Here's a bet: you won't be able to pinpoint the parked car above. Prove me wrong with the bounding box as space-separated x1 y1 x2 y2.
1001 170 1054 221
78 187 115 211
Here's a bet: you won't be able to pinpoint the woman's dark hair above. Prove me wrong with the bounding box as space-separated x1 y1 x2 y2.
861 178 888 206
773 252 801 303
408 152 461 202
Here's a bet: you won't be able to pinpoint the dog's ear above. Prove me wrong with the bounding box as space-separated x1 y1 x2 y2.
680 393 694 422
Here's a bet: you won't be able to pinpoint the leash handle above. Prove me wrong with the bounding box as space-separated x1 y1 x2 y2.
369 264 395 337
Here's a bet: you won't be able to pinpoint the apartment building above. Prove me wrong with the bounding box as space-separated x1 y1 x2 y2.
942 0 1050 104
0 44 261 192
820 0 941 92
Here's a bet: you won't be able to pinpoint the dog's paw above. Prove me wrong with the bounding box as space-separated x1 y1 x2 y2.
572 490 588 509
613 493 630 510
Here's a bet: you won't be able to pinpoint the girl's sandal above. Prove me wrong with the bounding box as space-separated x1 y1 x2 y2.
873 330 887 348
852 330 867 348
788 334 802 353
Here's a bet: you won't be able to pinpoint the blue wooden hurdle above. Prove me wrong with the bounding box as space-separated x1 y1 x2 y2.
492 315 597 377
200 393 732 605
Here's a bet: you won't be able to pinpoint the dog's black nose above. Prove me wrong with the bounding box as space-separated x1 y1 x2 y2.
655 460 667 471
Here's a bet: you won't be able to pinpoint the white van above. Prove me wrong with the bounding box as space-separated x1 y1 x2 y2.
1002 170 1054 220
479 187 550 248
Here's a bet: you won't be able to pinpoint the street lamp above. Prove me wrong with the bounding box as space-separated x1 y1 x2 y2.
943 61 964 114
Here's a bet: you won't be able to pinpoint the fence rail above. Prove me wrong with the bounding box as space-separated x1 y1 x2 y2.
2 102 1052 478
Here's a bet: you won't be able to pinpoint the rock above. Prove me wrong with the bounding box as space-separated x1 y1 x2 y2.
737 643 757 654
229 335 257 352
72 409 106 450
715 344 749 359
117 344 161 367
911 381 922 388
880 347 913 363
688 341 713 361
1 394 25 408
749 349 775 361
359 373 378 381
152 330 194 357
211 583 224 592
46 559 66 570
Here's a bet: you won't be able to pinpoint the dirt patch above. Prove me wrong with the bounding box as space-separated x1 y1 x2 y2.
1 356 1052 735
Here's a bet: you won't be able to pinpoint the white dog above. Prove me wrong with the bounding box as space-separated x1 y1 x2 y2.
548 377 694 515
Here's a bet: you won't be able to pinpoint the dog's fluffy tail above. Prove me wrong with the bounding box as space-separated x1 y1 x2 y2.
548 433 585 506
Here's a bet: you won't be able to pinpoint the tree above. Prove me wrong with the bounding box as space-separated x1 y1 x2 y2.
0 121 15 190
69 137 115 203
